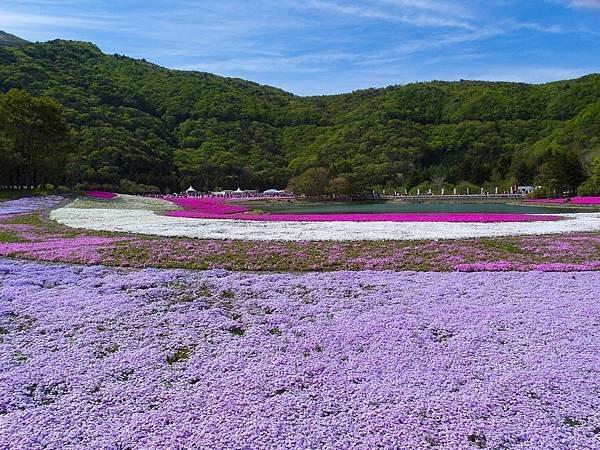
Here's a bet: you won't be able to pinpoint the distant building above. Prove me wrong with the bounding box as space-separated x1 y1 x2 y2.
263 188 285 195
517 186 535 194
212 190 233 197
212 188 259 197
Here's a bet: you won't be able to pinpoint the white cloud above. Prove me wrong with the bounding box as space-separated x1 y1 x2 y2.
0 10 110 30
286 0 475 29
510 21 563 33
375 0 474 18
566 0 600 9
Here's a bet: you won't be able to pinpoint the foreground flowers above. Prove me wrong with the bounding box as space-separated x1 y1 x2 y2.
1 258 598 449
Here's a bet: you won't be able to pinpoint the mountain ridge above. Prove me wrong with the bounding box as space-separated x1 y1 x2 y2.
0 30 29 47
3 30 596 98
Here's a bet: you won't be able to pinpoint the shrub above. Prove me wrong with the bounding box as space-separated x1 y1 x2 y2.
577 178 600 196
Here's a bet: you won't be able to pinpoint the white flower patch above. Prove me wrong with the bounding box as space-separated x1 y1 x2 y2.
50 207 600 241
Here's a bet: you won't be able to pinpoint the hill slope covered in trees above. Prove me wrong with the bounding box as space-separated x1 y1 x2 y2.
0 32 599 194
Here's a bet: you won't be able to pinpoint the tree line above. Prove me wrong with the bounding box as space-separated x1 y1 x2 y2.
2 87 598 197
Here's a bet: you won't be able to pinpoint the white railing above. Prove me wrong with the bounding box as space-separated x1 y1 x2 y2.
380 194 526 200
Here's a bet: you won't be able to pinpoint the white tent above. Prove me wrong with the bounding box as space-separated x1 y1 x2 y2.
186 186 197 196
234 187 244 193
263 189 282 195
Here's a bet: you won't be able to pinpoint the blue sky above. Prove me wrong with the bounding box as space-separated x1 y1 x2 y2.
1 0 599 95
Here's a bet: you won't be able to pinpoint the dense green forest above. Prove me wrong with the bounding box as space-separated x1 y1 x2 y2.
0 32 599 196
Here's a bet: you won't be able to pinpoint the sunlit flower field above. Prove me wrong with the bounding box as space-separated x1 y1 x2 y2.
1 259 599 449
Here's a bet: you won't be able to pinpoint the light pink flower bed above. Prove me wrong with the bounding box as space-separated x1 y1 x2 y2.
87 191 117 199
166 197 561 223
0 236 133 265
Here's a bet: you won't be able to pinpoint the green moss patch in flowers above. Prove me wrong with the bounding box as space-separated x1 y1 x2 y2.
166 347 192 365
478 238 524 254
2 213 47 226
0 230 27 243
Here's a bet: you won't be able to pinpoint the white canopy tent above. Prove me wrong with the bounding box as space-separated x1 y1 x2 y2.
263 189 284 195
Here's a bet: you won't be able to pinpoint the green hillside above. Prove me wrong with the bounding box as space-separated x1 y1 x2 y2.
0 32 599 193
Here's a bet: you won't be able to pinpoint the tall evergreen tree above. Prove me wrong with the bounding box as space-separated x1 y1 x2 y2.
0 89 73 187
539 149 586 196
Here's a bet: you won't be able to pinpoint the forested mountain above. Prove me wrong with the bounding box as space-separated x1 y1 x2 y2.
0 31 599 194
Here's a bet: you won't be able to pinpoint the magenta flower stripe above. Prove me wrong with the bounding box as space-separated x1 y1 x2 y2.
86 191 117 199
526 197 600 205
571 196 600 205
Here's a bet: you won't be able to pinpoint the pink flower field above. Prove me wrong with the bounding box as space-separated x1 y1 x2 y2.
166 197 561 223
